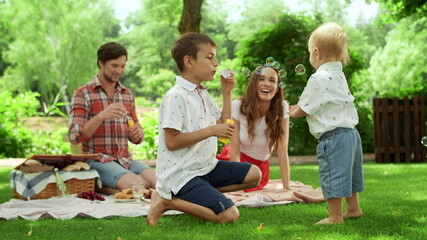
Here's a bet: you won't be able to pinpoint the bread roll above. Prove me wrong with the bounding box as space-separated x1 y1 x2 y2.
74 161 90 170
24 159 42 167
114 192 132 199
121 188 132 195
62 164 82 171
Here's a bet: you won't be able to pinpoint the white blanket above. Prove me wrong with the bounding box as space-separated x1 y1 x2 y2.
0 180 323 220
0 198 181 220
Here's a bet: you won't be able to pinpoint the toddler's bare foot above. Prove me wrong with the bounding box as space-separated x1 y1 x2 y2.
315 217 344 225
146 189 167 226
343 210 363 219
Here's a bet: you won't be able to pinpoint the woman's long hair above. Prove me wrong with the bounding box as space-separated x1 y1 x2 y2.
239 67 285 152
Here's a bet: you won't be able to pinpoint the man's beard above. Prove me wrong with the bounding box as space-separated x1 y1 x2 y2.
104 73 117 83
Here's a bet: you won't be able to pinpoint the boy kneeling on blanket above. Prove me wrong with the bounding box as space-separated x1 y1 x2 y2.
147 33 261 226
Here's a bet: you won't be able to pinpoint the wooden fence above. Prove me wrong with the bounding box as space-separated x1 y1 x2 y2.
373 96 426 163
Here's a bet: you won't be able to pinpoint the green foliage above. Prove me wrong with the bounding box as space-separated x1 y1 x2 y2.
135 68 176 100
0 91 39 157
356 15 427 99
347 21 393 67
201 0 231 61
0 0 119 114
129 111 159 160
120 0 181 97
374 0 427 22
226 0 288 52
29 127 71 155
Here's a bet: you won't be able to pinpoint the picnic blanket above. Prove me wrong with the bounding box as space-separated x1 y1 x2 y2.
226 180 325 207
0 180 323 220
10 170 102 199
0 197 181 220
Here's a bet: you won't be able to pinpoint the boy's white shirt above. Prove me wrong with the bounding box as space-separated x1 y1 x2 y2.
232 99 289 160
156 75 222 200
297 61 359 139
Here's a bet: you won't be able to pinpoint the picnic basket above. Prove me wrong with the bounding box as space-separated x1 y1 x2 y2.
13 154 99 200
13 178 95 200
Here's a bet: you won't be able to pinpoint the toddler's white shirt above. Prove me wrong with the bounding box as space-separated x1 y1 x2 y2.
156 76 222 199
298 62 359 139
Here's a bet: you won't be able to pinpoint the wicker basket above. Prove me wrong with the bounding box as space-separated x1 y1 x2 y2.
14 178 95 200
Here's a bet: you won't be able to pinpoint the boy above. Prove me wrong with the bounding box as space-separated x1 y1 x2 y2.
146 32 261 226
289 22 364 224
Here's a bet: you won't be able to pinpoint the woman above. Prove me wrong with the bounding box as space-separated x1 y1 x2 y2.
218 62 290 192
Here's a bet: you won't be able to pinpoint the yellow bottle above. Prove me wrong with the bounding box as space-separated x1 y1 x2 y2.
219 119 234 143
127 116 134 128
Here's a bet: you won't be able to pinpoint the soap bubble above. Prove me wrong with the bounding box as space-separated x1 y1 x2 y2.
255 66 263 74
272 61 281 69
278 81 286 89
278 69 287 79
242 67 251 78
266 57 275 65
295 64 306 75
289 121 294 128
421 136 427 147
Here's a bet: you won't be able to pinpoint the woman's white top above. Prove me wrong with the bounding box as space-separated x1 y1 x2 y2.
232 99 289 161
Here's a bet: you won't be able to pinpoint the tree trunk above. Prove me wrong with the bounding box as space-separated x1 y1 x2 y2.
178 0 203 34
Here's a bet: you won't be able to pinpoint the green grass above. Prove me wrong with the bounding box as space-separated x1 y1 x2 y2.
1 163 426 240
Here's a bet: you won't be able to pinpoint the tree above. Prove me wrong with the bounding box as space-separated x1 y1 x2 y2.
227 0 288 51
0 0 119 115
119 0 182 99
178 0 204 34
372 0 427 22
353 14 427 99
0 4 11 77
299 0 351 24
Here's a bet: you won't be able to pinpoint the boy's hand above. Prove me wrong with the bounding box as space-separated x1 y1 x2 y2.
214 121 235 138
220 68 235 93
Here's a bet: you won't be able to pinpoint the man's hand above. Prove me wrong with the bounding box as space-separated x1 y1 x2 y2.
129 124 144 143
97 103 126 121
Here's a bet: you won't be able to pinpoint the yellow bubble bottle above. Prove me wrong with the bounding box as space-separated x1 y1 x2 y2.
219 119 234 143
127 116 134 128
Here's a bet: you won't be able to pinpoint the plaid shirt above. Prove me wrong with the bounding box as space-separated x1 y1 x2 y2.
68 76 144 169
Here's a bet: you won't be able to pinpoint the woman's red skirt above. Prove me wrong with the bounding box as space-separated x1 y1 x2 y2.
216 144 269 192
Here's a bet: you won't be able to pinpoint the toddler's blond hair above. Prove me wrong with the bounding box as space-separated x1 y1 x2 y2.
308 22 350 66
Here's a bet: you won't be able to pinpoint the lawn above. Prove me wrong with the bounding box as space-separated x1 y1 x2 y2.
0 162 426 240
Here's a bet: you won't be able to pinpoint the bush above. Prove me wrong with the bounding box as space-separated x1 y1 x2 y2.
129 111 159 160
0 91 40 158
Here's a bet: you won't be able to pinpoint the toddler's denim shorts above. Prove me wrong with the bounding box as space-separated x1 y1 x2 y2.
316 127 364 199
88 159 151 188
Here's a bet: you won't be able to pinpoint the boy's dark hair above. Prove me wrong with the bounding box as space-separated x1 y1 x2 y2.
171 32 216 72
97 42 128 68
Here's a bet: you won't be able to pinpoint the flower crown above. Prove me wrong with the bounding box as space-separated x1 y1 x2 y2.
241 57 306 89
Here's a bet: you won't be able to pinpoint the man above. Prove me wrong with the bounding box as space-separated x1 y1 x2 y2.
68 42 156 194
